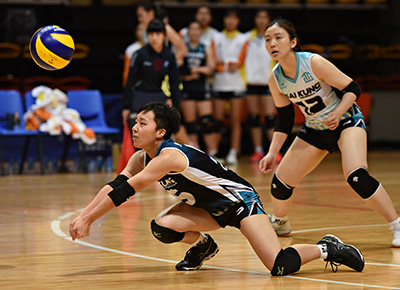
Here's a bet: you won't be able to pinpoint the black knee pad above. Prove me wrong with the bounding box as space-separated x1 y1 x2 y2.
271 247 302 276
246 114 260 128
212 119 222 132
200 115 216 134
271 174 294 200
150 219 185 244
185 121 198 135
265 114 276 129
347 167 380 199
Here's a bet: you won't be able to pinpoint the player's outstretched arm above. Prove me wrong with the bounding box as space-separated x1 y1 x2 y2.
69 150 145 240
69 149 187 241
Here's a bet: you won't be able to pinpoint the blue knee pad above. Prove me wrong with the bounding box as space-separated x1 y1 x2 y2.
271 247 301 276
271 174 294 200
150 219 185 244
347 167 380 199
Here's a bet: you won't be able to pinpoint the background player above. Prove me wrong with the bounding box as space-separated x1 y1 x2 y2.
211 9 248 165
179 21 218 152
122 19 181 128
136 1 187 65
180 5 219 47
244 9 277 163
122 23 146 88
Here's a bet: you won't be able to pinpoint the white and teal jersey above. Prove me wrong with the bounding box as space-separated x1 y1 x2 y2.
272 52 352 130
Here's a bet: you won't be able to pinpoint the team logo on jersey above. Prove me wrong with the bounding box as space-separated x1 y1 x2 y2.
288 82 321 99
160 177 178 189
302 72 314 83
143 61 152 66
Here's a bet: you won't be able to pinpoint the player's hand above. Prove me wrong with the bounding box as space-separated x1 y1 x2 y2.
199 66 215 77
227 62 239 73
69 217 92 241
259 153 276 174
323 111 340 130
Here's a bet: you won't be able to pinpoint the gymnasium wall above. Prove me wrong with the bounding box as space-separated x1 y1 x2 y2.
0 0 399 166
1 1 400 93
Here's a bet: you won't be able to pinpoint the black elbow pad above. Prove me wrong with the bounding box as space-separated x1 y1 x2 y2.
274 103 295 135
337 80 362 100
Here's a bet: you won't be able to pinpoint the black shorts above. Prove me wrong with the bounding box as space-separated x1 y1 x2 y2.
128 91 167 128
297 115 366 153
182 89 211 101
207 191 266 229
131 91 166 113
213 91 246 100
247 85 271 95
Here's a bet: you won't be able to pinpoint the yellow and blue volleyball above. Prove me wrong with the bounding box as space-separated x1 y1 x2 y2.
29 25 75 71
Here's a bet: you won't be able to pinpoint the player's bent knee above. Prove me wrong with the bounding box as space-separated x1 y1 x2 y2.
150 219 185 244
271 247 301 276
347 167 380 199
265 114 276 129
271 174 294 200
185 121 198 135
245 114 260 128
200 115 218 134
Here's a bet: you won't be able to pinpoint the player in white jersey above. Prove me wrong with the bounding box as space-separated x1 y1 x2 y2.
180 5 219 47
122 23 146 87
244 9 278 163
259 19 400 247
211 9 249 165
69 102 364 275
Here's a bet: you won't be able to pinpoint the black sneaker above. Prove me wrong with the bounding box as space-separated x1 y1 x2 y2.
175 234 219 271
317 234 364 272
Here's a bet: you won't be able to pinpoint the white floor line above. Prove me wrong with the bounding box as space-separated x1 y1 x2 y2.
51 211 400 290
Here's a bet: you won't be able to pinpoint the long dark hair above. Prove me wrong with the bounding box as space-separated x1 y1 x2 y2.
137 1 166 21
266 18 302 52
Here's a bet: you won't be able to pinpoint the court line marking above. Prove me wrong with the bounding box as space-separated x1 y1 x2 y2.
51 211 400 290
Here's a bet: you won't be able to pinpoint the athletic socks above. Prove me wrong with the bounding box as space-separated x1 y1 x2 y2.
192 233 208 246
271 214 288 222
255 146 264 154
389 217 400 229
317 244 328 260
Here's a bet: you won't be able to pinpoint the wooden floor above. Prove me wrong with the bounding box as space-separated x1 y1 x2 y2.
1 151 400 290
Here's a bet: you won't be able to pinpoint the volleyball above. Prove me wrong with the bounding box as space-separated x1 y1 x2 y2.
29 25 75 71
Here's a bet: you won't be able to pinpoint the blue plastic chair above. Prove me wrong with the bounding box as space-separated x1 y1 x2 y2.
67 90 119 135
67 90 119 172
24 90 36 111
24 90 90 173
0 90 44 175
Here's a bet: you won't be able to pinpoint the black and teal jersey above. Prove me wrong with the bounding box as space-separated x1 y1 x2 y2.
145 139 259 223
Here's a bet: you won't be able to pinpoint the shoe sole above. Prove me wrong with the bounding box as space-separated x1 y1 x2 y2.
323 234 365 272
178 246 220 271
391 244 400 248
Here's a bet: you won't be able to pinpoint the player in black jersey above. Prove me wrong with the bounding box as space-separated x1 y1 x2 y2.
122 19 182 128
69 102 364 276
179 21 219 155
